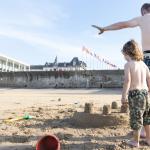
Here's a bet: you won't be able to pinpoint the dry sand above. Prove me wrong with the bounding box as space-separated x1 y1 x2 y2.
0 88 149 150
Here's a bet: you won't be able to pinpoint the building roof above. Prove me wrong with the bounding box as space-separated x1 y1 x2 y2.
30 57 87 69
30 65 44 70
0 53 30 66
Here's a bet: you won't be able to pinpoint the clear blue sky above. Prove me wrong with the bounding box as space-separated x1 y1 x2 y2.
0 0 148 69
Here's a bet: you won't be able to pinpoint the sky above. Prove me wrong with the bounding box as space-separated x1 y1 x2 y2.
0 0 149 69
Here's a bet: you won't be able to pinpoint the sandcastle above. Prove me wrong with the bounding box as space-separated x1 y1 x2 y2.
103 105 111 115
71 101 129 128
121 103 129 113
111 101 118 109
84 103 94 113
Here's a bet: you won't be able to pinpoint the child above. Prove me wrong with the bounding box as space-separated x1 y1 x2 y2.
121 40 150 147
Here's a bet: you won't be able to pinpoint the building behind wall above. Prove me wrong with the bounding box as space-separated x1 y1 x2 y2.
0 54 30 72
30 57 87 71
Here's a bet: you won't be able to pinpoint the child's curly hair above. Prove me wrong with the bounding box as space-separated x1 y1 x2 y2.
122 40 143 61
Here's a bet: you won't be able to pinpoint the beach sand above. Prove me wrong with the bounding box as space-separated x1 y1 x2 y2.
0 88 149 150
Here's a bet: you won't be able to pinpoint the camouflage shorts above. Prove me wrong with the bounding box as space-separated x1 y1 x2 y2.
128 89 150 130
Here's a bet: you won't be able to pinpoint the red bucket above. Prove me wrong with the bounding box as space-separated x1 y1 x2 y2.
36 135 60 150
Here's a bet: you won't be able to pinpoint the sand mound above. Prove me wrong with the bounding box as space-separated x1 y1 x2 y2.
71 112 129 128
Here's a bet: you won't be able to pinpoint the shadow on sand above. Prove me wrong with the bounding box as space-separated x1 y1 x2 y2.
0 144 34 150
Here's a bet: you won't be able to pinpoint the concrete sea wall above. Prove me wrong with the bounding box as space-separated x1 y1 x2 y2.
0 70 124 88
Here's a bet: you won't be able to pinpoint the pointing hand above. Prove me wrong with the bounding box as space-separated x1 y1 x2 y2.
92 25 104 34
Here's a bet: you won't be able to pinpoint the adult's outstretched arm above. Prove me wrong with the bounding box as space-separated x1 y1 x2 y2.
92 17 139 34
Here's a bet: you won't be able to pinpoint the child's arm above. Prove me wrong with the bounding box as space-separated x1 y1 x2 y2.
146 67 150 92
121 63 131 104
